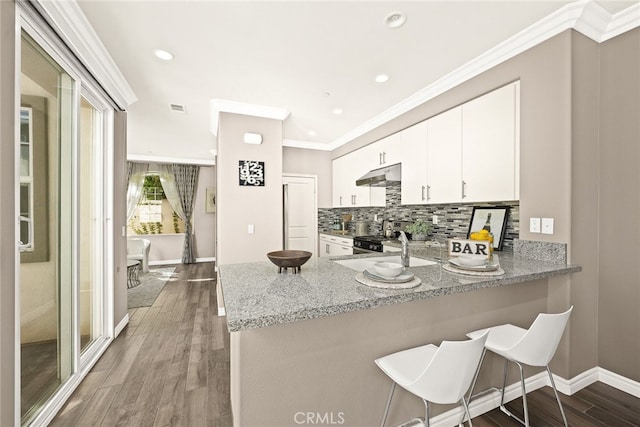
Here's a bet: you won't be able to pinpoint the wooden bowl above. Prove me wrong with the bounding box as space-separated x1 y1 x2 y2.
267 250 312 273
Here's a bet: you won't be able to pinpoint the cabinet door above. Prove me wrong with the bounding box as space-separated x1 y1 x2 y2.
400 121 428 205
462 83 517 202
378 133 402 166
427 106 463 204
332 155 350 207
349 145 375 207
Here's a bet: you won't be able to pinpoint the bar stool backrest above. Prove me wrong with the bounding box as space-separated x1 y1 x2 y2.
408 331 488 405
508 306 573 367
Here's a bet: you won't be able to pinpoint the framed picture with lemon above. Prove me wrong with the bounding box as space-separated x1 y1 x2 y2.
467 206 510 251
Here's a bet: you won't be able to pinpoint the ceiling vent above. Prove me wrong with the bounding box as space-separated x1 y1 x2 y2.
169 103 186 113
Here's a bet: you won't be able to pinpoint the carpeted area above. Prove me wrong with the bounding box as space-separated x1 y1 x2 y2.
128 266 179 308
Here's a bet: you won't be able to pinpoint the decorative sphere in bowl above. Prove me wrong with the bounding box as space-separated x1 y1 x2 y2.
456 255 486 267
373 262 404 278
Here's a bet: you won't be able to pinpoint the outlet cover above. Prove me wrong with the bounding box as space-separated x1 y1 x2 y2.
529 218 541 233
541 218 554 235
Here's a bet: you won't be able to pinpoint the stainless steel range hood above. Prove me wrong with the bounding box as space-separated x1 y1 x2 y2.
356 163 401 187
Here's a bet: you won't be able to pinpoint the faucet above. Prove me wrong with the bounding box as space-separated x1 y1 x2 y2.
399 231 410 268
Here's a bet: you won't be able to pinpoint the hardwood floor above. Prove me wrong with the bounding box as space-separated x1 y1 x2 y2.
50 262 231 427
50 262 639 427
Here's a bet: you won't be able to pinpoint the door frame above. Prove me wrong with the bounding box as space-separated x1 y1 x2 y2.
282 173 318 257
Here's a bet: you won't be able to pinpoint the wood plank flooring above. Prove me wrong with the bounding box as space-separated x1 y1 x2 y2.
50 262 231 427
50 262 639 427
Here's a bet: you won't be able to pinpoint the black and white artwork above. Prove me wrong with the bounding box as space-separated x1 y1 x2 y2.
238 160 265 186
467 206 510 250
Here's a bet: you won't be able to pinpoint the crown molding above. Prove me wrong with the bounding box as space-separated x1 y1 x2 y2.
210 99 290 136
283 139 332 151
127 154 215 166
35 0 137 110
603 2 640 42
326 0 640 152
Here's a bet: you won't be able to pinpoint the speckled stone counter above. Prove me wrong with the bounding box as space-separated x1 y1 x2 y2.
218 251 581 332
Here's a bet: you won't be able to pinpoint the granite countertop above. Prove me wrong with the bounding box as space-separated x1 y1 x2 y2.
218 251 581 332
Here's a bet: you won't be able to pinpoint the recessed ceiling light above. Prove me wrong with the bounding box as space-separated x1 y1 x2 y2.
375 74 390 83
332 108 343 115
307 130 317 137
154 49 174 61
384 11 407 29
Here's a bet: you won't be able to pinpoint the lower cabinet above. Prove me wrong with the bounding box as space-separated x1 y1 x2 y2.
319 233 353 257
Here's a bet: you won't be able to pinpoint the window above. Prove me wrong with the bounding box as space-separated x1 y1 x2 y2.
128 173 186 235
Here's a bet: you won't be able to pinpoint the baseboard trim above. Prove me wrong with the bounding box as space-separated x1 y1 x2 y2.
114 313 129 338
599 367 640 398
430 367 640 426
149 257 216 266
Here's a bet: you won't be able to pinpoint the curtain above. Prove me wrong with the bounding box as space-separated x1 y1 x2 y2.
126 162 149 221
159 164 199 264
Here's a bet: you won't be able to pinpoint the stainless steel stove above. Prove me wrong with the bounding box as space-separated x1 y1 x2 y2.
352 235 387 253
352 220 414 253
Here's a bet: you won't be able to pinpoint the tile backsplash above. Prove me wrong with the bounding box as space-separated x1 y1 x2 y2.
319 185 519 250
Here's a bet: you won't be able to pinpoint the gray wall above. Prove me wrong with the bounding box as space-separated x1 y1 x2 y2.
327 28 640 383
114 111 128 330
0 1 16 424
283 146 332 208
217 112 283 265
598 28 640 381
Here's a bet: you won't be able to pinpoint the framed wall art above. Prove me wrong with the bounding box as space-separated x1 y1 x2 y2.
238 160 265 186
467 206 510 250
205 187 216 213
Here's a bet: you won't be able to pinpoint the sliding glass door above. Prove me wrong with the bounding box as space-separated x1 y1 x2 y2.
19 31 75 424
18 20 113 426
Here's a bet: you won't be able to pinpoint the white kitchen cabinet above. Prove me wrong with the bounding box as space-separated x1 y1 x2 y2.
427 106 463 204
332 145 385 208
462 82 519 202
319 233 353 257
399 120 428 205
371 133 402 166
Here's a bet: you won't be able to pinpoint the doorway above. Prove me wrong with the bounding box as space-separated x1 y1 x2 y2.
283 175 317 256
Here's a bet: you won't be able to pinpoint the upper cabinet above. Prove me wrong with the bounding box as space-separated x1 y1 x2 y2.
400 81 519 205
462 82 519 202
399 121 428 205
332 144 385 208
333 81 520 208
371 133 402 167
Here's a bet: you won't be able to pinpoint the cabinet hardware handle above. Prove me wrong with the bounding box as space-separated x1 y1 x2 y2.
427 185 431 201
339 196 343 206
379 152 383 165
462 181 467 199
382 152 386 164
421 185 425 201
326 244 330 254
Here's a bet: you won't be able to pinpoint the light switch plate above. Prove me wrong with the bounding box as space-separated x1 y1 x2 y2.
529 218 541 233
541 218 554 235
248 224 255 234
433 215 439 225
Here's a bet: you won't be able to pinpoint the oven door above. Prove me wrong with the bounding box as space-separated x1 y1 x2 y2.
353 247 380 254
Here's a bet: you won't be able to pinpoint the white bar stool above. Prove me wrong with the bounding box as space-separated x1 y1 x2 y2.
375 331 488 427
466 306 573 426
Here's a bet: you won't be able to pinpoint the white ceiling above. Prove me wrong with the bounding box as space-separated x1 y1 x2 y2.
77 0 638 161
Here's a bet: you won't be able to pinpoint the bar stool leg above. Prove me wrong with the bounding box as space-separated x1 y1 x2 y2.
546 366 568 427
460 397 473 427
500 358 509 407
516 362 530 426
380 382 396 427
423 399 430 427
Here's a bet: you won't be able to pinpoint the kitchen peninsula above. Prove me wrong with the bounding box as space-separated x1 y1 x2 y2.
219 243 580 426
